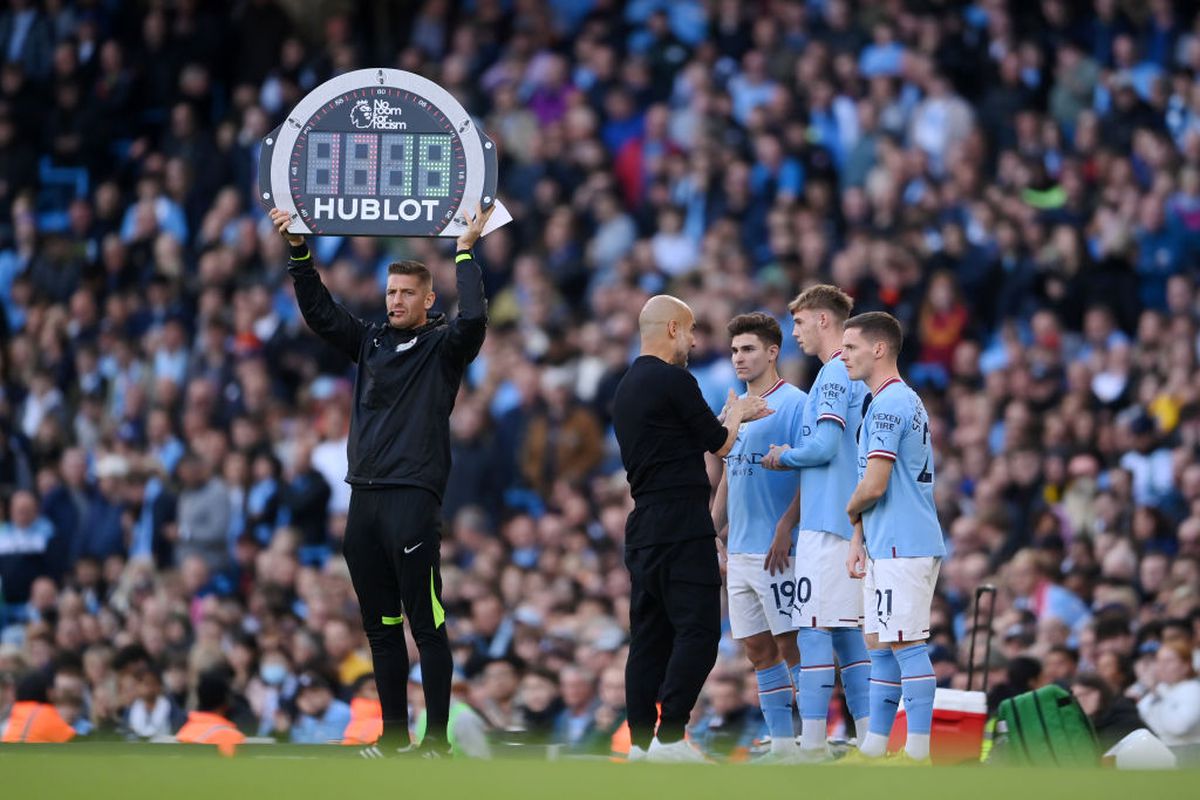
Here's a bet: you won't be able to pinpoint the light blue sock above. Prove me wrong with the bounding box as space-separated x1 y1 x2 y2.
755 661 796 744
832 628 871 727
896 643 936 759
797 628 835 750
860 648 901 757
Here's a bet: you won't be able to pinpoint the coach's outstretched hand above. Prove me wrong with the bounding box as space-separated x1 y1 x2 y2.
270 208 305 246
456 203 495 251
725 390 773 424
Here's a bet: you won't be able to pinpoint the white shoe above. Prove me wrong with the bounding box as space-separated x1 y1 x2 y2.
628 745 648 762
752 749 806 765
796 746 834 764
646 738 709 763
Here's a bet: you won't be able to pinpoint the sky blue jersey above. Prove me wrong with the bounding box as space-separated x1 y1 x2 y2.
726 379 805 554
779 353 867 540
856 378 946 559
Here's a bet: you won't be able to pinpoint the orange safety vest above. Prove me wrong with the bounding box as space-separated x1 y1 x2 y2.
175 711 246 747
341 697 383 745
1 701 76 743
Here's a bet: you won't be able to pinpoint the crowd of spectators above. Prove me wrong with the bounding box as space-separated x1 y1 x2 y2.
2 0 1200 757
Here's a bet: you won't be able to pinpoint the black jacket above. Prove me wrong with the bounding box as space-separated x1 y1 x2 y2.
288 246 487 500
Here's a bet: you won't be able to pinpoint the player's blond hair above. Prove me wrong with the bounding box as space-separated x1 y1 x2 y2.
788 284 853 320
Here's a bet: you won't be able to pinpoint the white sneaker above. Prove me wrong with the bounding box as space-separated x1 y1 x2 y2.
752 750 807 765
628 745 648 762
796 746 834 764
646 738 709 763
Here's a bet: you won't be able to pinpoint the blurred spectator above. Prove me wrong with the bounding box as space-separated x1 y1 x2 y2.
693 673 758 761
322 617 371 690
174 452 231 573
1070 671 1144 750
477 656 523 732
1136 641 1200 749
0 490 54 609
124 664 181 739
290 668 350 745
552 665 598 751
515 668 563 744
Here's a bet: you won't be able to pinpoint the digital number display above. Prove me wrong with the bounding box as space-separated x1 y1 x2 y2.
302 133 453 200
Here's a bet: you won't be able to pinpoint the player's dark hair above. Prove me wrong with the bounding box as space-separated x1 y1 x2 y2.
788 284 853 320
387 260 432 287
844 311 903 357
727 312 782 349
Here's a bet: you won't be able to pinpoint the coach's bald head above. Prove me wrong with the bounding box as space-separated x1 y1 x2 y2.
638 295 696 367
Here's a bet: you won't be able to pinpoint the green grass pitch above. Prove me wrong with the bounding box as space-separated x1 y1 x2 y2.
3 744 1198 800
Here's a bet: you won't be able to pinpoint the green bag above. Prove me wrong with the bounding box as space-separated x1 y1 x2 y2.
996 685 1097 767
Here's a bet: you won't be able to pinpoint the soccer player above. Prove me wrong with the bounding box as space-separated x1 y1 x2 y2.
841 312 946 764
762 286 871 759
711 312 805 761
271 204 494 757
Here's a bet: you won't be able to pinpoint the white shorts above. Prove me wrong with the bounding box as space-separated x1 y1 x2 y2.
862 556 941 643
727 552 800 639
791 530 864 628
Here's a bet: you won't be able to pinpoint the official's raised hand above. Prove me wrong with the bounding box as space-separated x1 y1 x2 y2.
456 202 495 251
270 208 305 246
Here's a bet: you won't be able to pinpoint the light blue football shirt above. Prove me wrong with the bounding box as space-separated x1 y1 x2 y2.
779 353 868 540
726 379 805 554
856 378 946 559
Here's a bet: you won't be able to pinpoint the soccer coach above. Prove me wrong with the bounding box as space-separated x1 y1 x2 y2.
270 204 494 756
613 295 770 762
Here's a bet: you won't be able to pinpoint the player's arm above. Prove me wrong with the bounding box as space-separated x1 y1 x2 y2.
272 208 366 363
712 468 729 577
769 370 851 469
846 398 901 523
445 204 494 365
764 486 799 576
846 518 867 578
846 457 893 523
765 421 840 470
711 469 729 534
675 379 770 458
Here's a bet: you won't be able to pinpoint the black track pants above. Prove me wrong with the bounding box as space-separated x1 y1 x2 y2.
343 486 452 746
623 501 722 749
